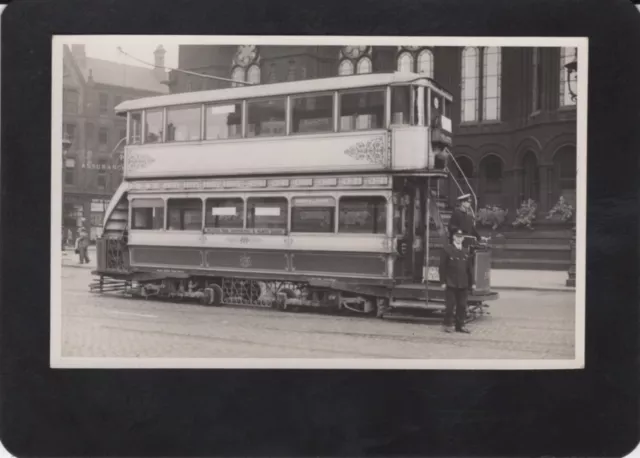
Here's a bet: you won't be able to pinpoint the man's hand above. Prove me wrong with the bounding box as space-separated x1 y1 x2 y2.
441 284 447 290
471 284 476 291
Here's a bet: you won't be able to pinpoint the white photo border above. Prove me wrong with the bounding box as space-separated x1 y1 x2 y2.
50 35 588 370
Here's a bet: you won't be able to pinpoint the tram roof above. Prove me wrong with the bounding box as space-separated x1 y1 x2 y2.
115 72 453 113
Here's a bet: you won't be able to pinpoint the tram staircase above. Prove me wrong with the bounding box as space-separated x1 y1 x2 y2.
431 161 571 271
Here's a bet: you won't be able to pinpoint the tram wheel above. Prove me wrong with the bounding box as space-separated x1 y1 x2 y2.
200 288 214 305
277 288 296 312
210 284 224 306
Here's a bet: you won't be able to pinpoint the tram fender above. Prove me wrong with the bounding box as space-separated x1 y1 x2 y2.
307 278 390 298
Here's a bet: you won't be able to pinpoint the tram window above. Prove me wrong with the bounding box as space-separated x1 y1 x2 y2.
205 198 244 229
291 197 336 233
339 89 385 132
131 199 164 230
247 98 286 137
205 102 242 140
247 197 288 231
167 198 203 231
291 94 333 134
338 196 387 234
390 86 412 125
145 109 163 143
129 111 142 145
167 105 202 142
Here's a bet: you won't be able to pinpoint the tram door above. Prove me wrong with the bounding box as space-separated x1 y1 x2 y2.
394 182 427 284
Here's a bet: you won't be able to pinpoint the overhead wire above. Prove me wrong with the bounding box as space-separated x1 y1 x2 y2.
116 47 254 86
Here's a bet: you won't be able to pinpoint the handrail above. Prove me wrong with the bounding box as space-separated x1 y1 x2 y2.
447 152 478 213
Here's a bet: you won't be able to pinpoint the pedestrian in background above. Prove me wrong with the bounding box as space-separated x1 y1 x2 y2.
75 228 90 264
439 229 475 333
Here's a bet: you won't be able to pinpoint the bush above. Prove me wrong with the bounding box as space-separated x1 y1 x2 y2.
512 199 537 230
546 196 574 222
476 205 508 230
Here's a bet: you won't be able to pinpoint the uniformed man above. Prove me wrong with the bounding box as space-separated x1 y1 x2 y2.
448 194 480 244
439 229 475 333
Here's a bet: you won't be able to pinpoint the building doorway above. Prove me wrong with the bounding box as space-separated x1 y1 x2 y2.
479 154 504 207
553 145 577 208
521 150 539 203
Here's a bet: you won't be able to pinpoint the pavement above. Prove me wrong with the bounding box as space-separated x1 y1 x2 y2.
59 267 576 360
60 247 575 293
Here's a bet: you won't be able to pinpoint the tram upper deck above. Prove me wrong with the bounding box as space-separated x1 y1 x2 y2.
115 72 454 180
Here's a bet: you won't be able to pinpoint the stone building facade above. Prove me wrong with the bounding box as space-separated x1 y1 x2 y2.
62 44 169 242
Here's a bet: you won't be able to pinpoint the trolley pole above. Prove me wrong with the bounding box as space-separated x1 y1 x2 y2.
424 176 431 307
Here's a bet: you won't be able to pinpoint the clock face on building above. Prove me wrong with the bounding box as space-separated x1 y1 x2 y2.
343 46 368 59
235 45 258 67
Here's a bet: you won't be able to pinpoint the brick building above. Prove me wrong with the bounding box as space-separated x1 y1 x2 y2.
62 44 169 242
166 45 577 218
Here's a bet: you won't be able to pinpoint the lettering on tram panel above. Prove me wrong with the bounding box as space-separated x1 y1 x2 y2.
315 178 338 187
339 177 364 186
292 178 313 187
268 179 290 188
364 176 389 186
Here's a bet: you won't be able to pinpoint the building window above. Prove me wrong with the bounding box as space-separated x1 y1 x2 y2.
85 122 95 145
247 197 288 231
99 127 108 146
454 155 474 180
356 57 372 74
114 95 123 108
205 102 243 140
167 199 203 230
291 94 333 134
532 48 544 112
97 160 107 188
247 65 261 84
338 60 354 76
397 52 414 73
99 92 109 115
145 109 163 143
461 47 480 122
64 123 76 142
131 199 165 230
339 89 385 132
129 112 142 144
339 196 387 234
205 198 244 229
291 197 336 233
64 158 75 185
560 47 577 107
167 105 201 142
247 98 286 137
482 47 501 121
64 89 79 114
417 49 434 78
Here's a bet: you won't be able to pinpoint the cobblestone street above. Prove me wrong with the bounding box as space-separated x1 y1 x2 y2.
59 266 576 360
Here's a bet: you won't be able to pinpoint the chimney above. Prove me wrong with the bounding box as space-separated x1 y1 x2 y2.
71 44 86 68
154 45 167 81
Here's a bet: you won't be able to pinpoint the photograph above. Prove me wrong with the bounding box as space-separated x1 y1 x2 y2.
51 35 586 369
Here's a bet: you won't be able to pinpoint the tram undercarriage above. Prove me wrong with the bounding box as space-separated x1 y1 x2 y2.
89 270 496 323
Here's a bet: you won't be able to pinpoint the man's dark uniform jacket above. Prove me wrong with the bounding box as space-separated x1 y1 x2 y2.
448 207 480 241
439 243 474 289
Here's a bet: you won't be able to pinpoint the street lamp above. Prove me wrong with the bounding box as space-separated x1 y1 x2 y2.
564 52 577 287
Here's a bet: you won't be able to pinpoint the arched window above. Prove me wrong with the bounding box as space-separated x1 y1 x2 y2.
482 47 501 121
553 146 577 207
357 57 372 74
338 60 354 76
231 67 244 88
461 47 479 122
247 65 261 84
480 154 504 206
455 156 474 179
417 49 434 78
521 151 539 201
397 52 414 73
560 47 577 107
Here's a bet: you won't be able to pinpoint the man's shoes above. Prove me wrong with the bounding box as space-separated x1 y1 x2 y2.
456 327 471 334
443 326 454 333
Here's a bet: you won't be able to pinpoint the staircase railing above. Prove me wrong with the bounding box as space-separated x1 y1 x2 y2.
446 153 478 214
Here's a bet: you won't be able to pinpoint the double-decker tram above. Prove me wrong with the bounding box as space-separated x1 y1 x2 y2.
91 71 498 320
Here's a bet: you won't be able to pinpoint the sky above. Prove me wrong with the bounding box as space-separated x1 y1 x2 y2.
70 41 180 70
